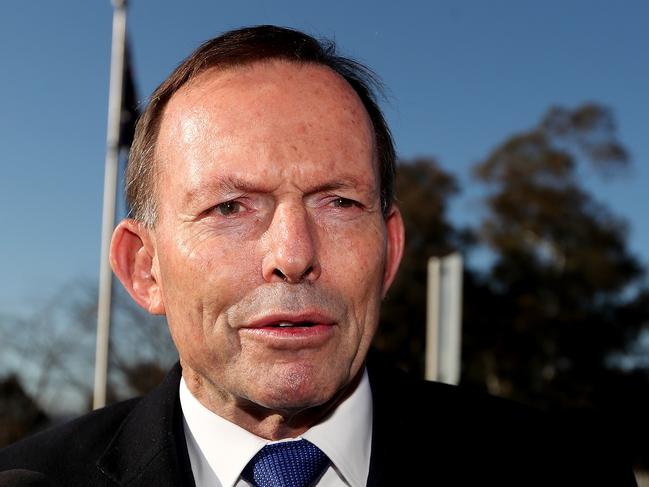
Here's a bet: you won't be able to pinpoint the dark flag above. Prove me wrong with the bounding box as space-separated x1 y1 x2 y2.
118 39 139 152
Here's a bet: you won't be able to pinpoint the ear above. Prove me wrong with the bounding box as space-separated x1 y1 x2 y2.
381 204 405 298
110 219 165 315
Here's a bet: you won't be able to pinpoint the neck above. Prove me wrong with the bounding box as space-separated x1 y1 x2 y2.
183 364 364 440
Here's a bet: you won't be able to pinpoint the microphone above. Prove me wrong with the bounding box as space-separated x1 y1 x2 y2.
0 470 58 487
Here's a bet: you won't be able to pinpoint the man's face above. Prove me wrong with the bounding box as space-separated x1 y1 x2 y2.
149 60 402 414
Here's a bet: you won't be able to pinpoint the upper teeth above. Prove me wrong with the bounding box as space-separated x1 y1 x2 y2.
278 323 294 327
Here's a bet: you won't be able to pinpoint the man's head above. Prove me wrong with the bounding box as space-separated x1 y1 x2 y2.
110 25 404 437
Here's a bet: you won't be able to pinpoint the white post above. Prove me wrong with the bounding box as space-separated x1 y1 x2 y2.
425 258 441 381
438 253 463 384
93 0 128 410
425 252 463 384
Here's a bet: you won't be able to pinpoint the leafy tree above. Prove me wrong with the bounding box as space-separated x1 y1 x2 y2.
376 158 470 374
0 375 49 448
0 281 178 422
466 103 646 409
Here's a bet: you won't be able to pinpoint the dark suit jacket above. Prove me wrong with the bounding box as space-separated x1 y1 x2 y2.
0 350 638 486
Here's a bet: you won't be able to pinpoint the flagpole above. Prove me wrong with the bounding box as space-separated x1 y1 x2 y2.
94 0 128 410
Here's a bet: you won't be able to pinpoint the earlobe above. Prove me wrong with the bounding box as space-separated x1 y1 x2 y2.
381 205 405 297
110 219 165 315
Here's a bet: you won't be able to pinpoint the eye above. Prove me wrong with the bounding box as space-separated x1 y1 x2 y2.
331 197 357 209
214 200 244 217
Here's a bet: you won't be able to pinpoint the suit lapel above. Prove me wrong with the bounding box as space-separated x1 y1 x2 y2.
96 363 195 487
365 350 459 486
365 350 411 487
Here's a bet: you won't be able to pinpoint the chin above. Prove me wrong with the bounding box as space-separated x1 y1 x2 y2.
253 364 342 412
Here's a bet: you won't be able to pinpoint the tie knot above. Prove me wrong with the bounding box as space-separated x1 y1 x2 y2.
242 439 330 487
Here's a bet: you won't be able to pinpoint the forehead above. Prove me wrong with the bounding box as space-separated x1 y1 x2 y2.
160 59 375 152
155 60 377 197
169 59 368 118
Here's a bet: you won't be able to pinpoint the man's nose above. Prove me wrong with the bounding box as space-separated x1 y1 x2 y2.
261 203 321 284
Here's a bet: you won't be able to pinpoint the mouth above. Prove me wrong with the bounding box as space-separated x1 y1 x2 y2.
268 321 318 328
245 312 335 329
240 313 336 347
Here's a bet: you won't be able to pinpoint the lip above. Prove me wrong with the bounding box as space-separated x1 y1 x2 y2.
243 311 336 329
239 311 336 349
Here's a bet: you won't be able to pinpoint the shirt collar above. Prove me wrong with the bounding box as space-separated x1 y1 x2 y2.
180 368 373 487
303 368 373 487
180 378 265 487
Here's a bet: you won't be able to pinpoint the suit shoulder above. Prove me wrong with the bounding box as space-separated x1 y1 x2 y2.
365 351 638 486
0 397 141 472
367 350 542 425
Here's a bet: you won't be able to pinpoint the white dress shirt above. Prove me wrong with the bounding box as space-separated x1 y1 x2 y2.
180 369 373 487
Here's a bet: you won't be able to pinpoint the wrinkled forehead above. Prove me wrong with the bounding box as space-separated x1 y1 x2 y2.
169 59 369 117
154 60 378 175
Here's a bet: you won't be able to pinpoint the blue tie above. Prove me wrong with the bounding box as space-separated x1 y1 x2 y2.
241 439 330 487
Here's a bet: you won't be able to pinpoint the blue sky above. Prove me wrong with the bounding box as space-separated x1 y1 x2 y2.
1 1 648 318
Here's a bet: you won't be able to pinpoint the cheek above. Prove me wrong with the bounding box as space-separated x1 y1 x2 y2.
320 220 386 307
157 235 260 338
164 231 258 289
160 238 263 375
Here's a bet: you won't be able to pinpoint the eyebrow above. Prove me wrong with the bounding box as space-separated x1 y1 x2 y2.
183 175 264 205
305 179 364 194
183 174 376 205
